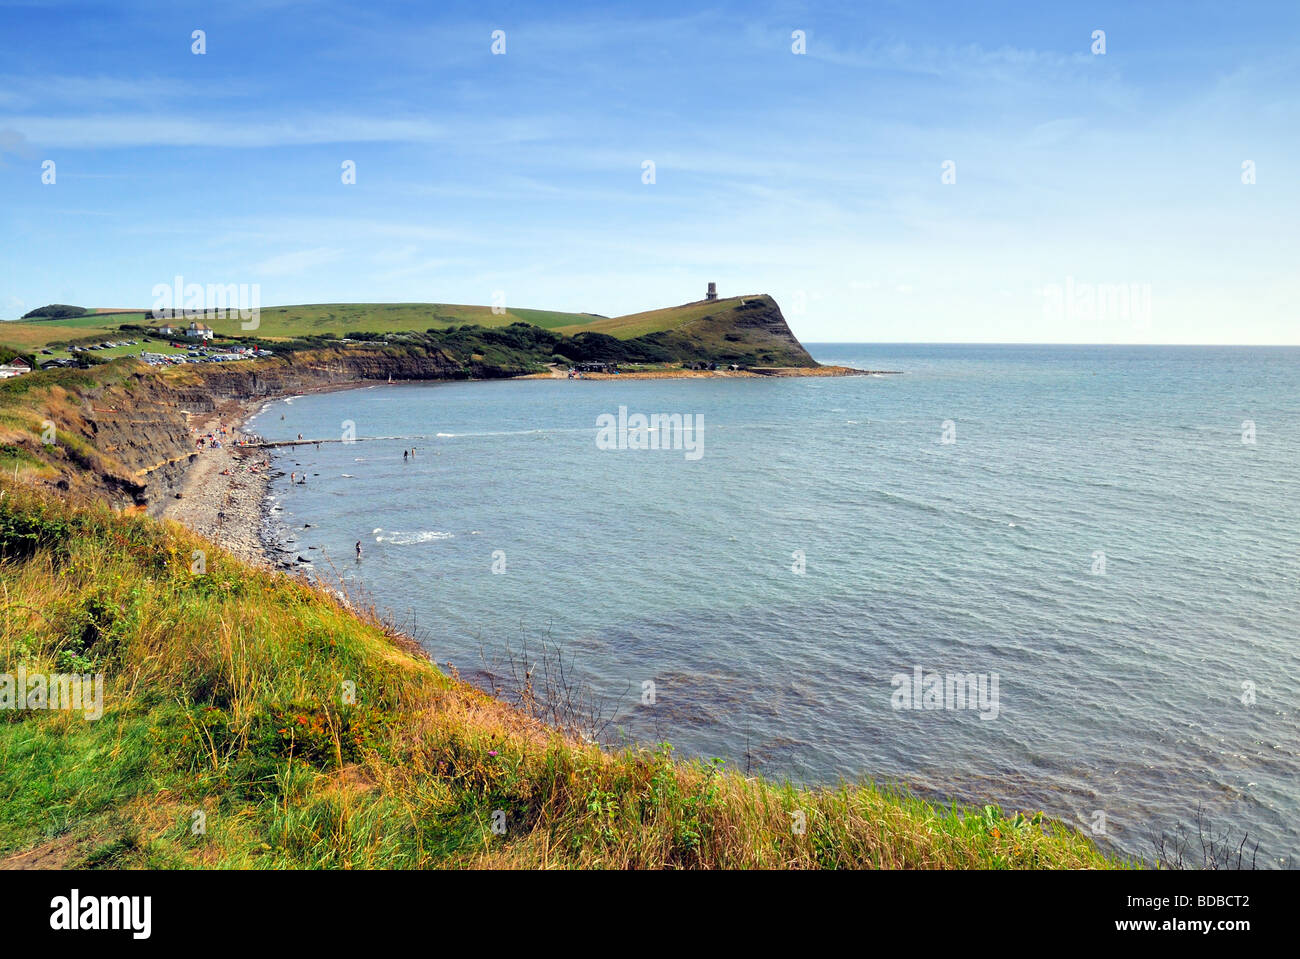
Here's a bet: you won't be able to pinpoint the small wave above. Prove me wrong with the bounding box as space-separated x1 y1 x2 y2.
374 530 455 545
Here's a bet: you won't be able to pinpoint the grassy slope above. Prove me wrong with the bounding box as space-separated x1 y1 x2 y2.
553 296 742 338
0 486 1123 869
0 365 117 493
0 318 125 351
5 297 779 347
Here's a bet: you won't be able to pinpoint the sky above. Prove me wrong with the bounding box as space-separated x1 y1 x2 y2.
0 0 1297 343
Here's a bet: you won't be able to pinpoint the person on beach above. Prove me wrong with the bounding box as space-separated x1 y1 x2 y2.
403 450 408 462
355 541 362 560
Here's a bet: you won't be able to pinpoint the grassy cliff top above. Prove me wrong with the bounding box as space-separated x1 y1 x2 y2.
0 485 1123 868
553 294 761 338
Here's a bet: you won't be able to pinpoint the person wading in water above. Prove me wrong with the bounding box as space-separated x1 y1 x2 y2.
355 540 362 561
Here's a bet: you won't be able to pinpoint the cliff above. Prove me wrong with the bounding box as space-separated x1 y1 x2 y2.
0 345 466 513
558 294 819 368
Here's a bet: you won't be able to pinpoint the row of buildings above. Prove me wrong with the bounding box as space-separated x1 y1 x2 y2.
0 320 218 379
152 321 215 341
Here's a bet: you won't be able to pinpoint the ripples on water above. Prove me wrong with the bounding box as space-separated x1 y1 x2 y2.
248 344 1300 866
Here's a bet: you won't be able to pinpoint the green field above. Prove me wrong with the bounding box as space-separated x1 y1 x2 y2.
203 302 599 339
2 298 727 348
1 294 815 368
0 318 124 351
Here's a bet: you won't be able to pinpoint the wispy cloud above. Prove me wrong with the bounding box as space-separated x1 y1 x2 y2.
0 74 262 110
253 247 345 276
0 114 450 149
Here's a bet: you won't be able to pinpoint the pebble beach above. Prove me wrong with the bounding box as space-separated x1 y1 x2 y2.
161 397 280 567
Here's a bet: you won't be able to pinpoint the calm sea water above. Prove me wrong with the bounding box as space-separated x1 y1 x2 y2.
247 345 1300 866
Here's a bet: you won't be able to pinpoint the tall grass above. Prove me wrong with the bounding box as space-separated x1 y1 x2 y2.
0 484 1124 869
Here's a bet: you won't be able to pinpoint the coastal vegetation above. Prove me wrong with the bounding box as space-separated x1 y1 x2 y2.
19 305 90 320
0 484 1122 868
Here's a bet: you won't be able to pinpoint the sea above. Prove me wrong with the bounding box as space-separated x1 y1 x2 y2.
245 344 1300 866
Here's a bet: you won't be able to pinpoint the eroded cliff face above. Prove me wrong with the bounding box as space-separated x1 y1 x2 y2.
653 295 818 367
717 296 817 366
26 346 466 513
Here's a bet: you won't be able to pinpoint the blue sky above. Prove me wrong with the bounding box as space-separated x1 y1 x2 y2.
1 0 1297 343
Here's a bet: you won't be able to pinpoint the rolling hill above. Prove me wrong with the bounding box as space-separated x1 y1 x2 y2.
2 293 817 368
